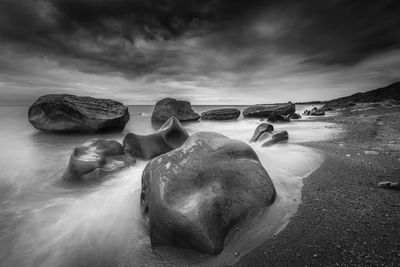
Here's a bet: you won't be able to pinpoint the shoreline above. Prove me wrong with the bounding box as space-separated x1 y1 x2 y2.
235 106 400 266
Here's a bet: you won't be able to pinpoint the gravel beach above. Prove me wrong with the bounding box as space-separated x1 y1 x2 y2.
235 105 400 266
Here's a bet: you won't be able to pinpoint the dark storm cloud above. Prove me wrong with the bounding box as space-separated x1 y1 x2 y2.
0 0 400 105
1 0 400 75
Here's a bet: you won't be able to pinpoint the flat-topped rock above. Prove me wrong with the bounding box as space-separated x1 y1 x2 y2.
201 108 240 120
28 94 130 132
141 132 276 254
243 103 295 118
151 98 200 123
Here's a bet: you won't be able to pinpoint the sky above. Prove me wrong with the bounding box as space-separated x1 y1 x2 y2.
0 0 399 105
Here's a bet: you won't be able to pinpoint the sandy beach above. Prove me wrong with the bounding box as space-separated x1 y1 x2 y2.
236 105 400 266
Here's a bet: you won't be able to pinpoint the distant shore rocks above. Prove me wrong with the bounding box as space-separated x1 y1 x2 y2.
303 107 326 116
151 98 200 123
141 132 276 254
63 139 135 182
123 117 189 160
201 108 240 120
243 103 295 118
28 94 130 133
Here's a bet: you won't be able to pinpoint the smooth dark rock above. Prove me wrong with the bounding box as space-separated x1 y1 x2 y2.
28 94 130 132
151 98 200 123
63 139 135 181
243 103 295 118
290 113 302 119
201 108 240 120
123 117 189 160
250 123 274 142
141 132 276 254
377 181 400 190
267 111 290 123
261 130 289 147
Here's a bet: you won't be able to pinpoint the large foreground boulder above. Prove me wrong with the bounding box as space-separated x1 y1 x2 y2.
151 98 200 123
63 139 135 181
123 117 189 160
201 108 240 120
141 132 276 254
243 103 295 118
28 94 130 132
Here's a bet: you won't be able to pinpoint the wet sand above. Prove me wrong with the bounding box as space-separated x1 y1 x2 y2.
236 105 400 266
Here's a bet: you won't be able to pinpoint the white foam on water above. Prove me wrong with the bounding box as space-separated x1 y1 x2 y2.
3 116 341 266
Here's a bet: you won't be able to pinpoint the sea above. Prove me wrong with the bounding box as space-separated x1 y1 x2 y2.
0 104 342 266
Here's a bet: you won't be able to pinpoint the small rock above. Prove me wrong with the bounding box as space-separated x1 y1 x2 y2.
377 181 400 190
364 150 379 155
233 251 239 257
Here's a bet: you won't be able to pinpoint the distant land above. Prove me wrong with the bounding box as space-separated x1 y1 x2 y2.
324 81 400 109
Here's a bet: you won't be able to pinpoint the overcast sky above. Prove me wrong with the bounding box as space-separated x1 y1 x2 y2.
0 0 399 105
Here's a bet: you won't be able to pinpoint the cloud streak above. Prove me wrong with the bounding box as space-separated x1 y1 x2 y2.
0 0 399 104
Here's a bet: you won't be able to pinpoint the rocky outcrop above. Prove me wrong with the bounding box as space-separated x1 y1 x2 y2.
123 117 189 160
243 103 295 118
250 123 274 142
140 132 276 254
200 108 240 120
63 139 135 181
324 81 400 110
250 123 289 146
151 98 200 123
28 94 130 132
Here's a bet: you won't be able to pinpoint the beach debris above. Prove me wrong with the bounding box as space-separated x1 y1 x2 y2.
346 154 351 157
364 150 380 155
233 251 239 257
377 181 400 190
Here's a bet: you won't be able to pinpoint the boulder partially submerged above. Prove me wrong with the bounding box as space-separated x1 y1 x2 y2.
201 108 240 120
123 117 189 160
151 98 200 123
63 139 135 181
250 123 274 142
28 94 130 132
140 132 276 254
250 123 289 146
303 107 326 116
243 103 295 118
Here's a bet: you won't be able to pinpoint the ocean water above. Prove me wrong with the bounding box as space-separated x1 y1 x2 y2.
0 104 341 266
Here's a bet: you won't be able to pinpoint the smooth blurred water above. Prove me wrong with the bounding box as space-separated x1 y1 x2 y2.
0 105 341 267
